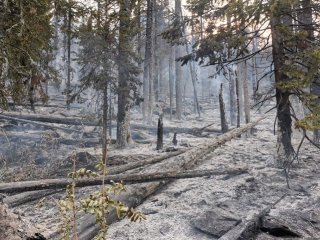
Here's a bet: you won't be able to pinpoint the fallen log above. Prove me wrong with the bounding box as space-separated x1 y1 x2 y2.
107 149 186 175
7 102 69 109
4 189 63 208
0 112 96 126
4 150 186 208
0 168 248 194
0 112 222 135
0 114 83 133
218 194 287 240
74 169 248 240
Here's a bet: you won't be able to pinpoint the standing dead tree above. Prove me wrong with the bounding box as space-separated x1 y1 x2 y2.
156 115 163 150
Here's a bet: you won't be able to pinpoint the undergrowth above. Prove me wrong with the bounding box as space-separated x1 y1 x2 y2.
58 152 145 240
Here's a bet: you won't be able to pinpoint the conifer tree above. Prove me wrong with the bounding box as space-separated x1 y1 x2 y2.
164 0 320 166
0 0 53 108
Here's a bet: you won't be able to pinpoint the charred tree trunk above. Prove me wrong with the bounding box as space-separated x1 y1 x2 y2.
117 0 133 148
102 83 108 161
235 70 241 128
270 2 294 166
66 0 72 110
229 70 237 126
219 84 228 133
172 132 177 146
28 83 35 113
156 116 163 150
252 38 258 104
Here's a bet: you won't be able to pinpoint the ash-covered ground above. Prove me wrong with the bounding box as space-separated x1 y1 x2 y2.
0 100 319 240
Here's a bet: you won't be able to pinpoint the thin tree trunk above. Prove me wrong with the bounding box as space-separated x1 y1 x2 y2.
169 48 174 120
66 0 72 110
158 45 165 101
108 81 112 137
142 0 154 121
252 38 258 104
242 61 251 134
175 46 183 120
175 0 183 120
185 21 200 117
219 84 228 133
102 83 108 161
235 69 241 128
153 3 159 102
136 0 143 114
228 71 237 126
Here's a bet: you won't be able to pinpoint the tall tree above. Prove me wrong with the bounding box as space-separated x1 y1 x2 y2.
142 0 154 122
116 0 140 147
270 0 294 165
169 47 175 120
174 0 183 120
66 0 73 110
298 0 320 143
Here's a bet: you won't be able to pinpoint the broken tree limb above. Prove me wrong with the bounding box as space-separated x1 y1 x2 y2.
0 168 248 194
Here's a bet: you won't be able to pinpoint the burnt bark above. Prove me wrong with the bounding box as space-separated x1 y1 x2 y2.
117 0 133 148
219 84 228 133
156 116 163 150
242 61 251 135
270 2 294 166
0 168 248 194
235 70 241 128
66 0 72 110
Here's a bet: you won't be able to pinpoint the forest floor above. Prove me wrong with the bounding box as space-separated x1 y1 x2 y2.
0 100 319 239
